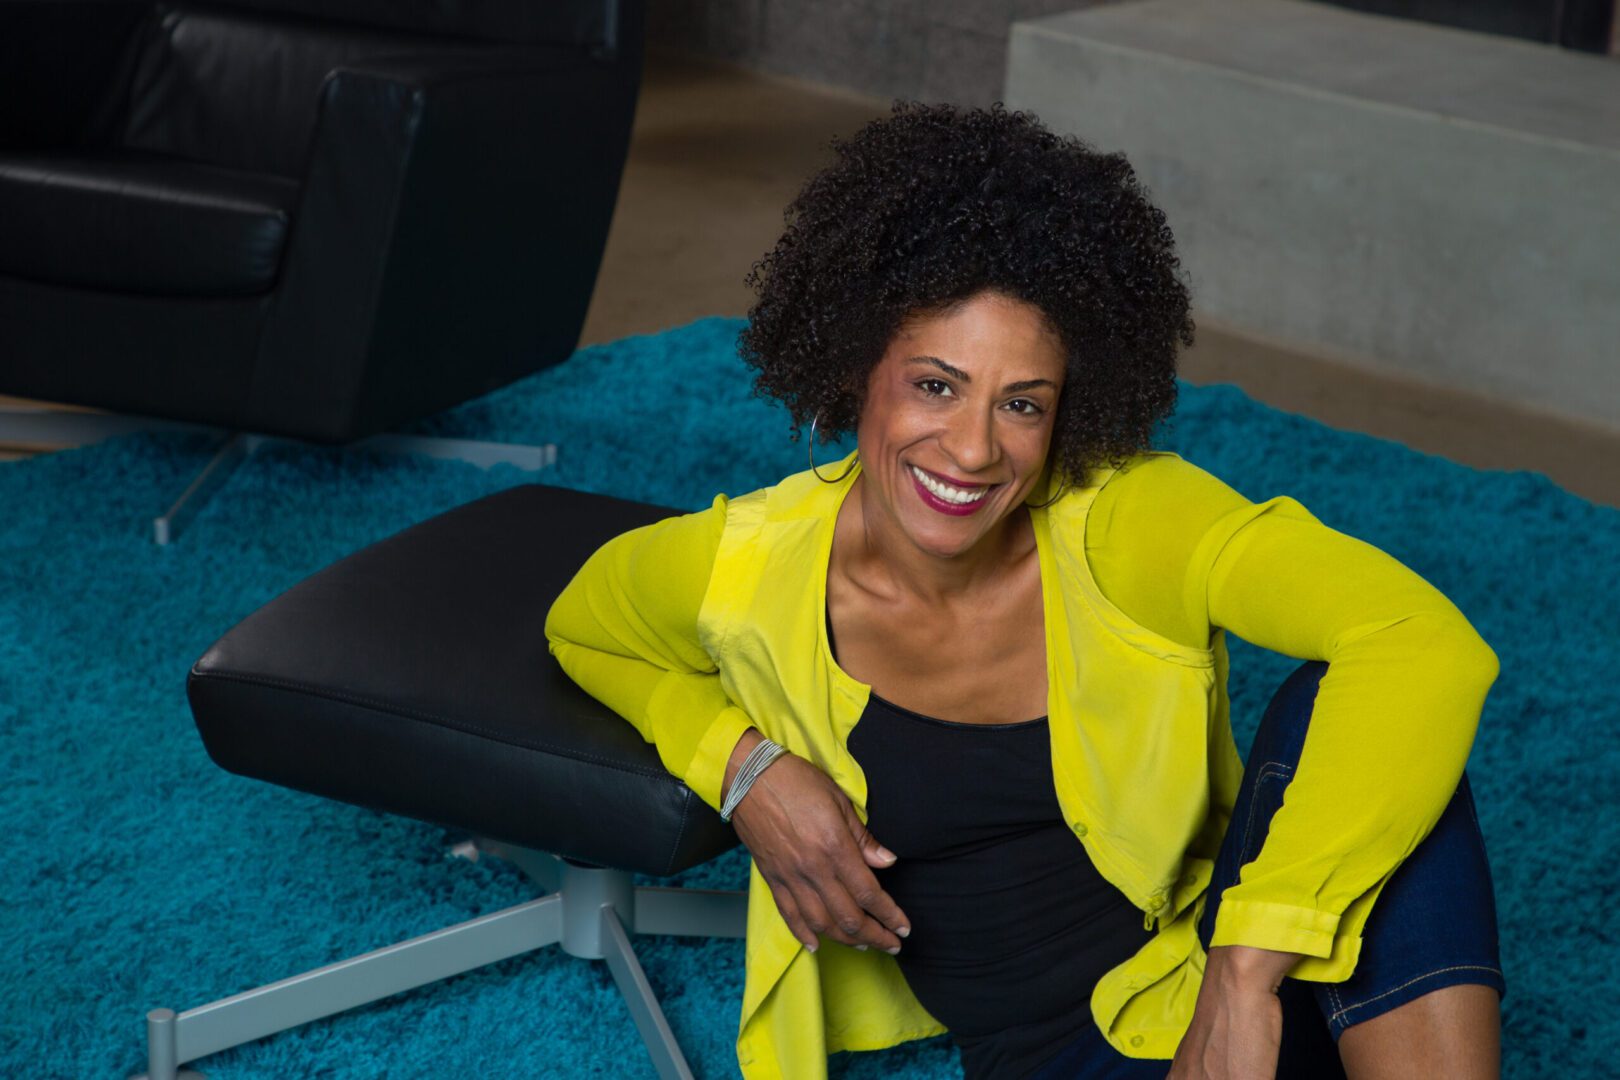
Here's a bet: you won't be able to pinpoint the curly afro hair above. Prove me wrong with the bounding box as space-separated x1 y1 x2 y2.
739 101 1195 485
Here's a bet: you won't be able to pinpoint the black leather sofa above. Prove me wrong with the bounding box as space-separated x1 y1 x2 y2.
0 0 644 539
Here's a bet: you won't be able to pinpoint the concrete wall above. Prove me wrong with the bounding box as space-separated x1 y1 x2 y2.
646 0 1115 106
1005 0 1620 432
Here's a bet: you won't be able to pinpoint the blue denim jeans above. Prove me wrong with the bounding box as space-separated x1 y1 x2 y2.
1030 660 1506 1079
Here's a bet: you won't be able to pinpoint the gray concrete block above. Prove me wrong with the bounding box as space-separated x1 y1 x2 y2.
912 2 1122 108
757 0 926 100
1005 0 1620 432
914 0 1102 37
920 23 1007 107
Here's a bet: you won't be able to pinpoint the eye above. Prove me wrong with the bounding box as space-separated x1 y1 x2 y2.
1005 399 1044 416
917 378 953 397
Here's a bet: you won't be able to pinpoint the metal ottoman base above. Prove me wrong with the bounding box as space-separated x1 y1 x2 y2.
131 842 746 1080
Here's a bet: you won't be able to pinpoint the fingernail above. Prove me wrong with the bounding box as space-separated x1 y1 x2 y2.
886 945 901 955
878 848 897 864
856 944 868 951
897 926 910 938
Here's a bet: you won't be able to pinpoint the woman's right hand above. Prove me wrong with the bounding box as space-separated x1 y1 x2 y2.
724 728 912 955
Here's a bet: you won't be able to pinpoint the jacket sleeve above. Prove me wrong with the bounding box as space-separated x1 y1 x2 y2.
1094 453 1500 962
543 493 758 813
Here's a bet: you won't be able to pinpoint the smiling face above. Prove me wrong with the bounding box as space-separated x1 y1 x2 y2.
854 290 1067 562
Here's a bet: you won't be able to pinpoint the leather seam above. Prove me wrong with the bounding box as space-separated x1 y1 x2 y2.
664 791 694 876
195 667 674 779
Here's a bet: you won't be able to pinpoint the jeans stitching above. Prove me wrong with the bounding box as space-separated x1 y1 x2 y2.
1328 964 1504 1025
1239 762 1293 859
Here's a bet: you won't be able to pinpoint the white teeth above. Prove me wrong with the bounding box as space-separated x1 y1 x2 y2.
910 465 989 505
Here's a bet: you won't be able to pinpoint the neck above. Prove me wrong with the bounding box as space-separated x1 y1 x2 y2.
844 473 1034 606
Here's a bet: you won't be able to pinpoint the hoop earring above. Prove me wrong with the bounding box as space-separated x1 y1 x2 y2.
1026 477 1069 509
807 411 858 484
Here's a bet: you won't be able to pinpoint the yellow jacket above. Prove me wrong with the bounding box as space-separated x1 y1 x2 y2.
544 449 1499 1077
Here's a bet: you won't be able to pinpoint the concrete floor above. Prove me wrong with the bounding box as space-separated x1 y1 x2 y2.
6 52 1617 508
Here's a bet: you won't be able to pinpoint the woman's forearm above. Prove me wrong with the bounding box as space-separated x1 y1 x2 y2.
1208 944 1305 992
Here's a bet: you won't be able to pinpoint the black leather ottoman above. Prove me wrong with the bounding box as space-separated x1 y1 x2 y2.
142 483 746 1080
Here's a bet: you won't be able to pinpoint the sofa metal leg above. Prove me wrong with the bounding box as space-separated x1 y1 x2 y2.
154 433 262 545
601 905 696 1080
355 433 557 472
0 405 258 549
0 405 558 546
0 404 209 449
149 432 556 546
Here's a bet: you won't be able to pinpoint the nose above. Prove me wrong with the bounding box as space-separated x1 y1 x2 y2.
938 403 1001 475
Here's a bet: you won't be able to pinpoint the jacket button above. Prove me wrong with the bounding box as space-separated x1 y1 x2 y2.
1130 1034 1145 1048
1072 821 1089 837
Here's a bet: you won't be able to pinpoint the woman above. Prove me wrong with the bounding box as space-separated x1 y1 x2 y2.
545 104 1505 1078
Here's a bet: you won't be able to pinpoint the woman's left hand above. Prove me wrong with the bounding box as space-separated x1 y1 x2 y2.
1166 944 1299 1079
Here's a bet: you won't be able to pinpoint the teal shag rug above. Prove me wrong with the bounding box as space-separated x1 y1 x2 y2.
1 317 1613 1078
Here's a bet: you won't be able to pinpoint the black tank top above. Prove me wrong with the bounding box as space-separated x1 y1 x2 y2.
834 617 1154 1078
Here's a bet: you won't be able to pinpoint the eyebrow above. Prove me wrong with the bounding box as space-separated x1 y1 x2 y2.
908 355 1058 394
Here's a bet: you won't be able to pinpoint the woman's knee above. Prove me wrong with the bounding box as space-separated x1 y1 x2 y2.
1247 659 1330 766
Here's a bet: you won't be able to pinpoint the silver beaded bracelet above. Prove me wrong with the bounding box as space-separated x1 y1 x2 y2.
720 736 790 822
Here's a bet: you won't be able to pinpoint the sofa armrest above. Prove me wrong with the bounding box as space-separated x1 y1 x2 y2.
247 42 644 444
0 2 148 148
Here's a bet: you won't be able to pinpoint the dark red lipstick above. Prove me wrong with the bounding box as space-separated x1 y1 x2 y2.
908 466 991 517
